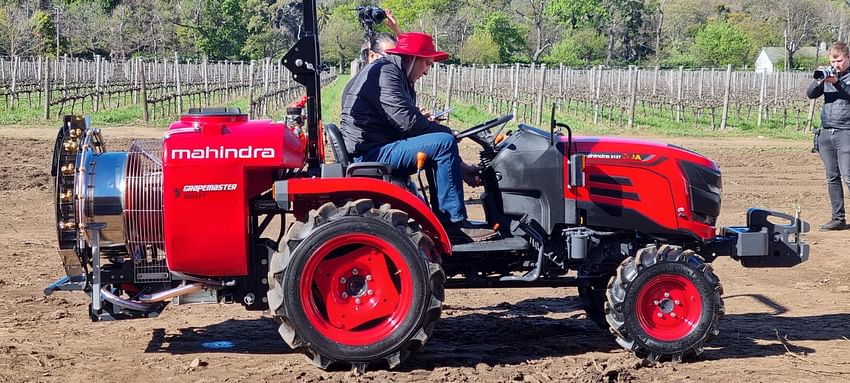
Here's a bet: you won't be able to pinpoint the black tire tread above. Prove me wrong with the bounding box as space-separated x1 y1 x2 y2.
267 199 444 371
604 244 725 363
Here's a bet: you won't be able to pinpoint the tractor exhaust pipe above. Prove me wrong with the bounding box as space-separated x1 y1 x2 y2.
100 283 208 311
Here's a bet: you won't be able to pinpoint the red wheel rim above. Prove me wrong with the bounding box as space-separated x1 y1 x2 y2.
300 233 414 346
636 274 702 341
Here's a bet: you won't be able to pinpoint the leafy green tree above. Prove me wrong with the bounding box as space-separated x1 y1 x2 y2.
174 0 247 59
477 12 527 62
543 28 605 65
62 1 110 57
32 10 57 56
727 12 781 63
691 21 750 67
379 0 454 28
320 5 361 71
242 0 292 60
616 0 650 62
546 0 607 30
379 0 465 56
459 30 500 64
63 0 120 12
547 0 650 64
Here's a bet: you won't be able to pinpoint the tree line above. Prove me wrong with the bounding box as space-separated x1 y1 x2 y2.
1 0 849 70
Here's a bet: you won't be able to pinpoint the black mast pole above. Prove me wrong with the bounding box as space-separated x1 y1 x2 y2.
283 0 323 174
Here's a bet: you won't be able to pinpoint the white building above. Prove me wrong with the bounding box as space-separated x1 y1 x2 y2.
755 46 828 73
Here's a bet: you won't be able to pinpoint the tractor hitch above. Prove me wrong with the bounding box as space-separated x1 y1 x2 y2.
703 208 810 267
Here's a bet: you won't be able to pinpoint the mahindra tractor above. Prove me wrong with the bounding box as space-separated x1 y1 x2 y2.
45 0 810 372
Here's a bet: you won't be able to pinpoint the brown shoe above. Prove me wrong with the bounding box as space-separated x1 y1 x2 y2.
446 220 498 243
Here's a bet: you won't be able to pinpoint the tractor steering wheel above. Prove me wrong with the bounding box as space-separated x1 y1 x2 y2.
454 114 514 140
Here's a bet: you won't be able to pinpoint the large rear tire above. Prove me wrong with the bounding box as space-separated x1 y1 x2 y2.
605 244 724 362
267 199 444 371
579 242 628 330
578 280 608 329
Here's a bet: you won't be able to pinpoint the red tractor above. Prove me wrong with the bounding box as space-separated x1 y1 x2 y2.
46 0 810 371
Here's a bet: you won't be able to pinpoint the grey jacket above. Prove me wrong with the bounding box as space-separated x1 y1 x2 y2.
340 55 451 157
807 72 850 129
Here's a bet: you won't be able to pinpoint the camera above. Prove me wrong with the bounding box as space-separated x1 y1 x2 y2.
814 66 837 80
356 6 386 32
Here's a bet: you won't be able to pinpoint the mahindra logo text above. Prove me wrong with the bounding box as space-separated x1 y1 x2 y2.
170 145 276 160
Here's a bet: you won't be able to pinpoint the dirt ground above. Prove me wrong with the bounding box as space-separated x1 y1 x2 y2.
1 125 849 383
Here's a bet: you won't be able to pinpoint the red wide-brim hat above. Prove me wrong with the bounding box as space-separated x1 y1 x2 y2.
385 32 449 62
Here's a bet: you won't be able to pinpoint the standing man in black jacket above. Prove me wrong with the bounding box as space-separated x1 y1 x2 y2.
340 32 496 242
807 41 850 230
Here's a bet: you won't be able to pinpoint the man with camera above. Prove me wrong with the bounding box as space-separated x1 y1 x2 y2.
807 41 850 231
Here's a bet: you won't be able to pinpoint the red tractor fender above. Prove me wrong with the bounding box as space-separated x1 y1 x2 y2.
274 178 452 255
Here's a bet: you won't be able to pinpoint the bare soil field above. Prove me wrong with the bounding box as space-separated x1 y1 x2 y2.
1 126 849 383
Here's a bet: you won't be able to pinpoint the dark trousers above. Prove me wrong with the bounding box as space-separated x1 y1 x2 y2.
818 128 850 221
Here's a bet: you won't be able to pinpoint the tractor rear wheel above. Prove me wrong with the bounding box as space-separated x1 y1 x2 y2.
605 244 724 362
578 279 608 329
267 199 444 371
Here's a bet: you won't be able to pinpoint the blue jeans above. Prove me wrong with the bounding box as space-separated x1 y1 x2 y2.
818 128 850 221
358 132 467 222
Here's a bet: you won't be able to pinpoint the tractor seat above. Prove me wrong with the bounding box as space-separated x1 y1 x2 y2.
324 123 433 209
325 123 390 179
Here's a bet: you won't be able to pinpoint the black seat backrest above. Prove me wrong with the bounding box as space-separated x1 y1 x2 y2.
323 122 392 181
324 123 350 167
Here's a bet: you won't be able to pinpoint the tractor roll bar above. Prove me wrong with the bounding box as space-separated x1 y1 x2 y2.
283 0 323 174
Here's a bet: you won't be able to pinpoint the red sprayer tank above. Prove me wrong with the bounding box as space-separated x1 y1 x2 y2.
162 111 304 276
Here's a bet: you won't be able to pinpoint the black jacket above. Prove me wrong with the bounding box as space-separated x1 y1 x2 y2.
807 72 850 129
340 55 451 157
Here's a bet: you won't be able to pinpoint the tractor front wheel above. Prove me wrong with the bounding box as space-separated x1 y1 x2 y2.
267 199 444 371
605 244 724 362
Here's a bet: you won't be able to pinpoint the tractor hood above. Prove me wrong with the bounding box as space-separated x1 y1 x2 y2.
569 136 718 172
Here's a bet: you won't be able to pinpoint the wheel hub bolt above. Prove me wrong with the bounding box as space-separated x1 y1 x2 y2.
355 298 361 305
367 289 374 296
365 275 372 281
657 313 663 318
670 312 677 318
674 300 680 305
339 277 347 284
352 268 359 275
341 292 349 299
653 300 660 306
664 292 670 298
